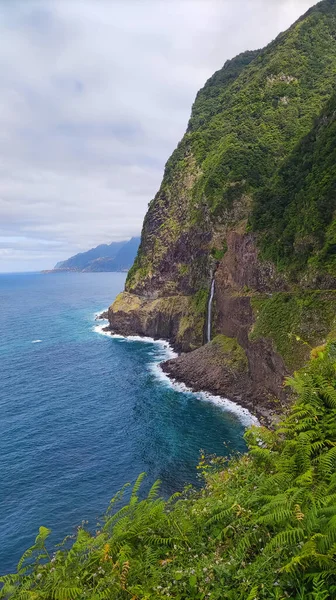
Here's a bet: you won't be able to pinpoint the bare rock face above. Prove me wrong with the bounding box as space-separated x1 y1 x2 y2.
213 232 289 403
108 292 205 352
217 231 287 294
162 338 286 428
109 231 290 419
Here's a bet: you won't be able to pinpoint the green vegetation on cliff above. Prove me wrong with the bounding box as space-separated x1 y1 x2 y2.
127 0 336 295
252 93 336 279
177 289 208 348
188 0 336 227
3 346 336 598
250 291 336 371
211 334 248 373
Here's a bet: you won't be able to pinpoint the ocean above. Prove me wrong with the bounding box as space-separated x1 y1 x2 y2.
0 272 252 574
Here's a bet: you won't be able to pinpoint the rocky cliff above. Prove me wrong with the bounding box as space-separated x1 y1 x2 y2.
108 0 336 421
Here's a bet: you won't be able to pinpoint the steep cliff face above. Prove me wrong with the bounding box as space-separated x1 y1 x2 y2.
109 0 336 411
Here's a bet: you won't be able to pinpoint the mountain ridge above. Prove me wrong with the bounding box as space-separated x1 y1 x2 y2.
51 237 140 273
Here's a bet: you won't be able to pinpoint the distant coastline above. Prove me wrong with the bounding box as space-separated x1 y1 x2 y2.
45 236 140 274
41 268 129 274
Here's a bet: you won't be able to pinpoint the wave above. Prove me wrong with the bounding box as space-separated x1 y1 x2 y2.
93 313 259 427
93 323 113 338
150 361 259 427
31 340 42 343
93 319 177 359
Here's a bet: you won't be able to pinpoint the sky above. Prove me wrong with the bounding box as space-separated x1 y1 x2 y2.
0 0 318 272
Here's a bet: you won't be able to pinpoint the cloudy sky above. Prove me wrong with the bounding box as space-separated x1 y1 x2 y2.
0 0 317 272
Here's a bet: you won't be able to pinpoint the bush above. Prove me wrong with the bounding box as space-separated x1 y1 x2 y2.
3 346 336 598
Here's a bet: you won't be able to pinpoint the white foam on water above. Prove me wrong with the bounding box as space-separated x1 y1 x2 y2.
31 340 42 343
94 310 108 320
149 361 259 427
93 323 111 338
93 314 177 357
93 311 259 427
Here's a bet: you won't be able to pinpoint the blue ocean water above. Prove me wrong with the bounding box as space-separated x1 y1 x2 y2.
0 272 249 574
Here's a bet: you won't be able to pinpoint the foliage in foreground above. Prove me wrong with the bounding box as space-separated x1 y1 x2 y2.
2 346 336 599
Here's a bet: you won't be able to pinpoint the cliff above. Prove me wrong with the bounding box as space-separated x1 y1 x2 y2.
108 0 336 419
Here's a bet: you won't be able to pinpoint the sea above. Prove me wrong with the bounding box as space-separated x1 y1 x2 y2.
0 271 255 574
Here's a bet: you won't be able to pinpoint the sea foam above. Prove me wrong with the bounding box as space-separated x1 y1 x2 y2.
150 361 259 427
93 313 259 427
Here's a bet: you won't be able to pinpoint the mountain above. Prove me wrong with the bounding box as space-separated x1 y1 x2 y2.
109 0 336 421
53 237 140 272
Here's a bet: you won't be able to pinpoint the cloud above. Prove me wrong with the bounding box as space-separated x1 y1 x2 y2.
0 0 317 271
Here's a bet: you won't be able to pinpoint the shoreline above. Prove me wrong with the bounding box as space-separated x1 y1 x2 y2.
161 358 274 428
94 312 260 428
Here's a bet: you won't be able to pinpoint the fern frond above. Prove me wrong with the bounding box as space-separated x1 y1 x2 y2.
17 526 51 571
259 510 293 526
206 506 234 526
130 473 147 506
266 527 305 550
321 385 336 409
147 479 162 501
51 585 82 600
318 446 336 479
145 534 178 548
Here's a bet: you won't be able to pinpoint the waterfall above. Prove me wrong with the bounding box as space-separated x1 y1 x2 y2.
207 277 215 343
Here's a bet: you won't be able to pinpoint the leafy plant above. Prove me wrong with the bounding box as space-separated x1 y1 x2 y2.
3 345 336 598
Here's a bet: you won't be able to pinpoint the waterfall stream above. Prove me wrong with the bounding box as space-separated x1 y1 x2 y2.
207 277 215 343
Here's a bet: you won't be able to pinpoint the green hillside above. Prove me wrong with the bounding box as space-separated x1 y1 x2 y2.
252 92 336 280
54 238 140 273
127 0 336 293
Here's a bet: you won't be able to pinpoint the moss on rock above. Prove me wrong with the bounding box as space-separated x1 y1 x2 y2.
111 292 143 313
211 335 248 373
250 291 336 370
109 292 206 351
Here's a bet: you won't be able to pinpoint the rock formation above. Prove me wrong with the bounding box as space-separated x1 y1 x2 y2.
108 0 336 420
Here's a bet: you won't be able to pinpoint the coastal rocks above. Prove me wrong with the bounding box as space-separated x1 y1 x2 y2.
96 311 108 320
108 292 204 351
162 336 285 427
108 232 291 421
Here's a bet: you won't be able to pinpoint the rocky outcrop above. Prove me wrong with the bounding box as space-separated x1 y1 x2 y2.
162 336 287 427
108 292 205 352
109 232 290 410
108 2 336 422
96 311 109 320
